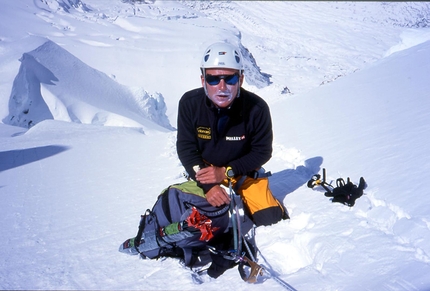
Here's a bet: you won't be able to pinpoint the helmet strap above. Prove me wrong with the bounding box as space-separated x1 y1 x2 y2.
202 69 209 97
236 70 243 99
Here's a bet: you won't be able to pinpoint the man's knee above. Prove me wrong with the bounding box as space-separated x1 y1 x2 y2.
252 205 286 226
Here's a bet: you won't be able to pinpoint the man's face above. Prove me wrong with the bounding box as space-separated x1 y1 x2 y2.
201 68 244 108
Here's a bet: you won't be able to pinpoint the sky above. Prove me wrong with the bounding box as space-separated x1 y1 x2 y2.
1 1 430 290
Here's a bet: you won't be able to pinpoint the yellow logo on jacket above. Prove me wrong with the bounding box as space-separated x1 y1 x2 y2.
197 127 211 140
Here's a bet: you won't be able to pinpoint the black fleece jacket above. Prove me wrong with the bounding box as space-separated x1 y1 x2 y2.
176 87 273 193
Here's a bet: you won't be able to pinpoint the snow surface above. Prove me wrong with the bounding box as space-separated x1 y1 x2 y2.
1 1 430 290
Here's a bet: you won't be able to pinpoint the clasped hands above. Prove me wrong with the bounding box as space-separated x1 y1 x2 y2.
195 166 231 207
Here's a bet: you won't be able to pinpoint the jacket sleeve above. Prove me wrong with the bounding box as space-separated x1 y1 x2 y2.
229 100 273 176
176 94 206 183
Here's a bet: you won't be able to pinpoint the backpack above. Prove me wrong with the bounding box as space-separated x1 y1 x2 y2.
119 180 230 267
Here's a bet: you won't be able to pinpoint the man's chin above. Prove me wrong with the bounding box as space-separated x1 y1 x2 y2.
216 103 231 108
213 98 234 108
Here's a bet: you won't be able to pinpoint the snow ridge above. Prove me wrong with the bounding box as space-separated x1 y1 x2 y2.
4 40 173 131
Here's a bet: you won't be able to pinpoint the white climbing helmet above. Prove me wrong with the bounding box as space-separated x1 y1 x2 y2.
200 42 243 71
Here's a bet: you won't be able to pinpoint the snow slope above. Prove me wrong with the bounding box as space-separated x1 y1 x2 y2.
1 1 430 290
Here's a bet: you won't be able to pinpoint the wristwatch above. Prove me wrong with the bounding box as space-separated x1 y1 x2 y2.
225 166 235 179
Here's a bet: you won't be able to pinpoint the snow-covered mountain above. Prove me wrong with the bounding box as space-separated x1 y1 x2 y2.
1 1 430 290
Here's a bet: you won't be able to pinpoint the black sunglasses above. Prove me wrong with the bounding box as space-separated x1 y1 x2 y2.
205 73 240 86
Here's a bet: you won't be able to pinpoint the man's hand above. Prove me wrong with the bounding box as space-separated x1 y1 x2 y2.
195 166 230 206
205 185 231 207
195 166 226 184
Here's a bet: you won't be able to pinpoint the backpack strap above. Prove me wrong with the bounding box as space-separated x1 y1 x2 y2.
183 201 229 218
160 186 173 223
134 209 152 258
234 168 272 192
248 168 272 179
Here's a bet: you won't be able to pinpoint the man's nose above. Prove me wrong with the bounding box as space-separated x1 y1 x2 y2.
219 79 227 89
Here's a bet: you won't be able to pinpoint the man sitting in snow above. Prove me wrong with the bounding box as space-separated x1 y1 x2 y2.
176 41 288 227
120 42 288 281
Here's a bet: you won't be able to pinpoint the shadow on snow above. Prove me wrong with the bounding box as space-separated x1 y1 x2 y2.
0 145 70 172
269 156 323 203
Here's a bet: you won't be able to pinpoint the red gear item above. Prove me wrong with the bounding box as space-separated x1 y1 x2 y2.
185 207 219 241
